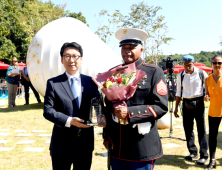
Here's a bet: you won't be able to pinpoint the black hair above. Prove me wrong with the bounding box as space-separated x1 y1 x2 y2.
211 55 222 62
60 42 83 57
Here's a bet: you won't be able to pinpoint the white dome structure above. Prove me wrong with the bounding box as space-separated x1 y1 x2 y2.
157 114 174 129
26 17 122 96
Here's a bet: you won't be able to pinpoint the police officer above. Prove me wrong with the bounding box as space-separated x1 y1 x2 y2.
174 55 208 165
103 28 168 170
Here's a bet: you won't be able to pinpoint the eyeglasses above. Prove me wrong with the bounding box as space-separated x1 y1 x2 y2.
212 62 222 65
63 54 81 61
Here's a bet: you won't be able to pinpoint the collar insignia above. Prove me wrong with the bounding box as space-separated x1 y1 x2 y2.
142 75 147 79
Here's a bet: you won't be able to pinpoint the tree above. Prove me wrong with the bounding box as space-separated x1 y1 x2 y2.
67 12 87 25
122 2 173 65
95 9 123 44
0 0 87 63
0 0 29 62
95 2 172 64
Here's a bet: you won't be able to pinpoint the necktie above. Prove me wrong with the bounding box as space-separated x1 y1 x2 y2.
71 77 79 109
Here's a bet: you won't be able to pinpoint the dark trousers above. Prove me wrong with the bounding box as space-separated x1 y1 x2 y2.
24 81 41 104
182 98 208 158
50 151 92 170
208 116 221 159
111 157 156 170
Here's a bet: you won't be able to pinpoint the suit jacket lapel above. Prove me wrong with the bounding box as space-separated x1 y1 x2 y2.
80 74 87 110
60 73 74 100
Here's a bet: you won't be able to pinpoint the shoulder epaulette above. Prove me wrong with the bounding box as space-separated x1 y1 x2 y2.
142 63 157 68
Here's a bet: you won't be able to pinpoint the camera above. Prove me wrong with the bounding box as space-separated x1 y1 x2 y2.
162 55 178 74
165 75 176 102
162 55 178 102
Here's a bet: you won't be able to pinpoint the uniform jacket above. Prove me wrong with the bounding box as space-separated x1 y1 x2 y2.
43 73 100 154
104 58 168 161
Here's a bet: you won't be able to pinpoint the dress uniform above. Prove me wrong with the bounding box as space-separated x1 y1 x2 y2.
103 28 168 170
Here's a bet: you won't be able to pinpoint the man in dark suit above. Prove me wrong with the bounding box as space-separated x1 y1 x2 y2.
44 42 101 170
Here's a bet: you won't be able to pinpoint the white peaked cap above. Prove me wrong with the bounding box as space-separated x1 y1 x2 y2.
115 28 148 42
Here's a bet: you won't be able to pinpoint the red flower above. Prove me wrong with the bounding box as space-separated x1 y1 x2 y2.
117 78 122 84
103 83 106 88
110 77 115 82
105 77 109 81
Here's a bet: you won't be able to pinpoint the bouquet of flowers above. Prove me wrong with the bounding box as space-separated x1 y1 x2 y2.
100 71 136 89
92 62 146 124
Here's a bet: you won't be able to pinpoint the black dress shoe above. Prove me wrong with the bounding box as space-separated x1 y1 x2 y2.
197 158 207 165
24 103 29 105
185 154 198 160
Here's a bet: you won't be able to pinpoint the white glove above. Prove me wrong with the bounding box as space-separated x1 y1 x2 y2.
133 122 152 135
112 112 119 123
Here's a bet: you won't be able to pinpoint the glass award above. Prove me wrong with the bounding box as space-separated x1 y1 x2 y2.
87 97 106 126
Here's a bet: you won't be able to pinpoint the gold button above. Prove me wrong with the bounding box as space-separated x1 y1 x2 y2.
144 110 147 113
131 113 134 115
138 111 140 114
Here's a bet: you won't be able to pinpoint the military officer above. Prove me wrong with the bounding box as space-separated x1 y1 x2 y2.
103 28 168 170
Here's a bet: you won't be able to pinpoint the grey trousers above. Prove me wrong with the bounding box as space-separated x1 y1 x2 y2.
6 82 18 107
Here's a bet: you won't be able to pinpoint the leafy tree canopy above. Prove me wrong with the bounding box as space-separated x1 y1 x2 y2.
95 1 173 64
0 0 87 63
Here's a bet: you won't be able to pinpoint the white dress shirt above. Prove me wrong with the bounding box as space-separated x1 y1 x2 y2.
176 66 208 98
65 71 82 127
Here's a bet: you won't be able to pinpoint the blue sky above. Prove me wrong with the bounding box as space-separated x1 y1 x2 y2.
42 0 222 57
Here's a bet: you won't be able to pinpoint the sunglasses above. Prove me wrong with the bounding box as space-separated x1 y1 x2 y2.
212 62 222 65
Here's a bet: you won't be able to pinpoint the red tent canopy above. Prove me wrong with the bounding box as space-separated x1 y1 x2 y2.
0 61 10 70
194 62 205 66
196 66 212 72
163 68 183 73
174 64 184 68
193 62 212 72
18 62 26 70
163 64 184 73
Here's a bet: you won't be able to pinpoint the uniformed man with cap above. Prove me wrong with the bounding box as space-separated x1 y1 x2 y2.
103 28 168 170
174 55 208 165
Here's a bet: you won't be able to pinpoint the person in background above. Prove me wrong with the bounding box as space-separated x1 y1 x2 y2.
5 57 20 107
16 80 22 97
174 55 208 165
204 55 222 170
22 66 42 105
0 78 7 95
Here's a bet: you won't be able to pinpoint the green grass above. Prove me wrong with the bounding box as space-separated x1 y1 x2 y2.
0 97 221 170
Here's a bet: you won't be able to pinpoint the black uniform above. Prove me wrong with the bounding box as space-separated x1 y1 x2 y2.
104 58 168 161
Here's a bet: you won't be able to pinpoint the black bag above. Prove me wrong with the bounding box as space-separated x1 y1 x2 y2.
184 100 196 110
